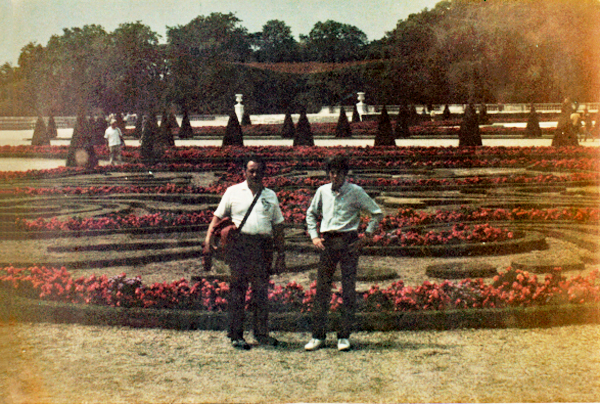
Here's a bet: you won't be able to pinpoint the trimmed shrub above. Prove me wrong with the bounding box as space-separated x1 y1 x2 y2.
374 105 395 146
280 110 295 139
222 111 244 146
294 108 314 146
351 104 361 123
394 104 411 139
179 110 193 139
241 111 252 126
478 103 490 125
47 115 58 139
442 104 451 120
525 105 542 138
31 116 49 146
66 113 97 168
334 107 352 138
458 103 482 147
141 111 160 164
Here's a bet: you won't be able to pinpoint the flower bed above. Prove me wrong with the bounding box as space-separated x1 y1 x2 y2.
1 266 598 313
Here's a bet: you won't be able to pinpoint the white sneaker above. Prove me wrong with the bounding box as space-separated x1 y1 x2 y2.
304 338 324 351
337 338 351 351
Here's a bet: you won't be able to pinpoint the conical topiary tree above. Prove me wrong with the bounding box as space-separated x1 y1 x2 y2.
351 104 361 123
478 103 490 125
280 110 295 139
334 107 352 138
394 104 411 139
458 103 482 147
179 109 193 139
525 105 542 138
222 111 244 146
409 105 419 125
374 106 395 147
294 108 314 146
31 116 50 146
47 115 58 139
158 110 175 147
141 111 160 165
241 111 252 126
442 104 451 120
66 113 97 168
116 113 126 133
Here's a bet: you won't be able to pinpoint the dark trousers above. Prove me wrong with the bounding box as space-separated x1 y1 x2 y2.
312 231 359 340
228 234 273 340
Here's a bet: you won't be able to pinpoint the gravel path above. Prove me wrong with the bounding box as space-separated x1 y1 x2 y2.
2 322 599 403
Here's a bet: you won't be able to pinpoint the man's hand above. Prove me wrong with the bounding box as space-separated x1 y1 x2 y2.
312 237 326 250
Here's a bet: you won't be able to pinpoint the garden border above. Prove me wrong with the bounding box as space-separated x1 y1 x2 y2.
1 290 599 332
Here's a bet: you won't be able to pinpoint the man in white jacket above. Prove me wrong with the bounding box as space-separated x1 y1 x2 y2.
104 118 123 165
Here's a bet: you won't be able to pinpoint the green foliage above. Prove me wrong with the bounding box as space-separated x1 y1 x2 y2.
47 115 58 139
374 106 395 147
293 108 314 146
222 111 244 147
31 116 49 146
141 112 160 164
178 110 193 139
525 105 542 138
300 20 368 63
253 20 299 63
241 111 252 126
458 103 482 147
334 107 352 138
66 113 97 168
280 110 295 139
351 104 361 123
394 104 411 139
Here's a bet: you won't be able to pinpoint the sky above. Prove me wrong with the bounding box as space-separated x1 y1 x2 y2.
1 0 441 65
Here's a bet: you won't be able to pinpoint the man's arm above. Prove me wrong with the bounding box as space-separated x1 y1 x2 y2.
306 189 325 250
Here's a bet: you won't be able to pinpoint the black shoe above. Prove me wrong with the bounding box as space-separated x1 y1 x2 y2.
255 335 279 347
231 339 251 350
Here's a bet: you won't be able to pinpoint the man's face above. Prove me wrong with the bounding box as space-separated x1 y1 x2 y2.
329 169 346 191
244 161 264 188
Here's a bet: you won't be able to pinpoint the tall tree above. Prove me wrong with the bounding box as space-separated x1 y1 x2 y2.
300 20 367 62
253 20 299 63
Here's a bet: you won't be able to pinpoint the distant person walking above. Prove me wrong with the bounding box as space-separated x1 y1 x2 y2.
304 155 383 352
104 119 123 165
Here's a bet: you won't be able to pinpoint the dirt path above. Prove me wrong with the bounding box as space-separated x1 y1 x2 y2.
1 321 599 403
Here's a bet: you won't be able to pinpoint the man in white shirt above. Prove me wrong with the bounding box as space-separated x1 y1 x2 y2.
305 155 383 352
204 155 285 350
104 118 123 165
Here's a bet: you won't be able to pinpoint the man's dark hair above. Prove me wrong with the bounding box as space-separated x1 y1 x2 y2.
242 153 266 172
325 155 350 174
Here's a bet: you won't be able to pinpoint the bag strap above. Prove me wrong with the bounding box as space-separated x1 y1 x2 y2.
238 187 262 232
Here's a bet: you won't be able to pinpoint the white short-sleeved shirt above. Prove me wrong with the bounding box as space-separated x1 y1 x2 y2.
214 181 284 236
104 126 122 147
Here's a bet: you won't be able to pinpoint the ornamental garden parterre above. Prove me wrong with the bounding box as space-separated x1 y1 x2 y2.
1 143 599 329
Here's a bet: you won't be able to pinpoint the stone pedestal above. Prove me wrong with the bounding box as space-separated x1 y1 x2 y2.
234 94 244 122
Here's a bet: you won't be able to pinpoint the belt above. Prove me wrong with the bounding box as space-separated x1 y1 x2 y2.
322 231 357 238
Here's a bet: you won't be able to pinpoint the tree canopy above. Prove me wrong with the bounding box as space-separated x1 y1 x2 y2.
1 0 598 116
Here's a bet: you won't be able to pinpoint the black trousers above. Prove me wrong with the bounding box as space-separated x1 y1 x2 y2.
312 231 359 340
228 234 273 340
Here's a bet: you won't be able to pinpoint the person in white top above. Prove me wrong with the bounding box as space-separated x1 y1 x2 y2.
104 119 123 165
204 154 286 350
304 155 383 352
